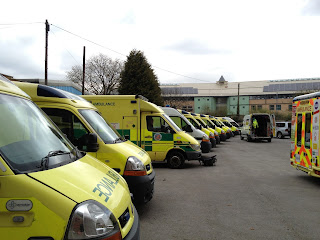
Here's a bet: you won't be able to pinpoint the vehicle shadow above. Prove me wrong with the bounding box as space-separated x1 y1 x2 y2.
297 175 320 186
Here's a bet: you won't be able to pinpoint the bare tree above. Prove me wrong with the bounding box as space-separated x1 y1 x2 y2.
66 54 123 95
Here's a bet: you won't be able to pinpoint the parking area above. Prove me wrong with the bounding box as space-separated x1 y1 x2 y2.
137 136 320 240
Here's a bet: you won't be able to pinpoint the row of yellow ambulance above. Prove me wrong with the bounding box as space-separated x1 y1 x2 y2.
0 77 239 239
81 95 240 168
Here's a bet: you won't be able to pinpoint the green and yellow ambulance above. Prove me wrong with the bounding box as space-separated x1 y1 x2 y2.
0 75 139 239
16 82 154 204
190 113 220 145
209 116 232 139
179 110 219 144
82 95 201 169
218 117 240 135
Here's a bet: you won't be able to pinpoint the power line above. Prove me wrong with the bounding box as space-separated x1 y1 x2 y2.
50 23 215 83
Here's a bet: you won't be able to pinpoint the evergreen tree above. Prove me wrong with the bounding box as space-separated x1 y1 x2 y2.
118 49 163 105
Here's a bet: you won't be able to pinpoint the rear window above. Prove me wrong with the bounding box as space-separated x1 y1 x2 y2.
276 123 285 127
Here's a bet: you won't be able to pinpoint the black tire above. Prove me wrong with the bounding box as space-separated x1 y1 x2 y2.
277 132 283 139
240 135 244 140
247 135 251 142
268 138 271 142
167 151 185 169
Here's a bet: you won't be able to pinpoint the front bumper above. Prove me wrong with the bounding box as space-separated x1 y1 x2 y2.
219 133 227 141
124 170 155 204
210 137 216 148
226 132 231 139
185 150 202 160
123 205 140 240
215 135 220 144
201 140 211 153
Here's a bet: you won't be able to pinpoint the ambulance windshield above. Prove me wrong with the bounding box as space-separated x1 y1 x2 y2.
206 120 216 129
0 94 77 173
79 109 123 144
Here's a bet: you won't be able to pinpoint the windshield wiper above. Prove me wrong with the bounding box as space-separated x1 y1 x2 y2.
38 150 71 170
113 137 123 143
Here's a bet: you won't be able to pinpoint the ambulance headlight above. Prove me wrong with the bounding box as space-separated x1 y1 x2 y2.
124 156 147 176
221 130 225 134
67 200 121 240
191 144 201 151
209 132 214 138
203 134 209 140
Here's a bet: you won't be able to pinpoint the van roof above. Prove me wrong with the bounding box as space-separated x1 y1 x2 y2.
0 75 30 99
293 91 320 101
15 82 95 109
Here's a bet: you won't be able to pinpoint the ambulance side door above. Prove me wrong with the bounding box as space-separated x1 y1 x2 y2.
141 113 174 161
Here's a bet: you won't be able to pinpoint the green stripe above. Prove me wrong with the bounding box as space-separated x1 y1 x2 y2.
152 133 173 141
145 146 152 151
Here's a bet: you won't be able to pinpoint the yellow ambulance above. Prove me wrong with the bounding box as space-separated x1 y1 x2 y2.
178 110 219 144
290 92 320 178
218 117 240 135
82 95 202 168
0 75 139 239
209 116 233 139
190 113 221 144
16 82 154 204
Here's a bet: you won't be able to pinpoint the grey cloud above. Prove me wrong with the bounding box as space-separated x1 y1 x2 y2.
301 0 320 16
165 39 232 55
0 37 43 78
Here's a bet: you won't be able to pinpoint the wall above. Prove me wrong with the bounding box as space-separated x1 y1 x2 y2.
194 97 216 113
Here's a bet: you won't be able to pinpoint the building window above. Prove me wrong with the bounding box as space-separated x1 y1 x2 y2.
289 104 292 111
276 105 281 110
251 105 256 110
270 105 274 110
258 105 262 110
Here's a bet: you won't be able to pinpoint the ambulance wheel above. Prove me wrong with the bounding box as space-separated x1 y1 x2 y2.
268 138 271 142
246 135 251 142
240 135 244 140
167 151 185 169
277 132 283 139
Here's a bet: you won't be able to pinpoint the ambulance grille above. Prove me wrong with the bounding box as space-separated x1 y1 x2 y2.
118 208 130 228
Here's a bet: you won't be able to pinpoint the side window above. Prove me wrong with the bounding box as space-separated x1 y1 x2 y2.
305 113 311 148
180 118 190 131
170 116 181 128
146 116 169 132
42 108 89 151
297 114 302 147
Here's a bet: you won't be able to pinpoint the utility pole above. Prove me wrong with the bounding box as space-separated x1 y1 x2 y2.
237 83 240 118
82 46 86 94
45 20 50 85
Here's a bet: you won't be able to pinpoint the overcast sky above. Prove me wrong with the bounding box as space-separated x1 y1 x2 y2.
1 0 320 84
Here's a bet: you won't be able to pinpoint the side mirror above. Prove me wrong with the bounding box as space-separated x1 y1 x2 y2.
86 133 99 152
